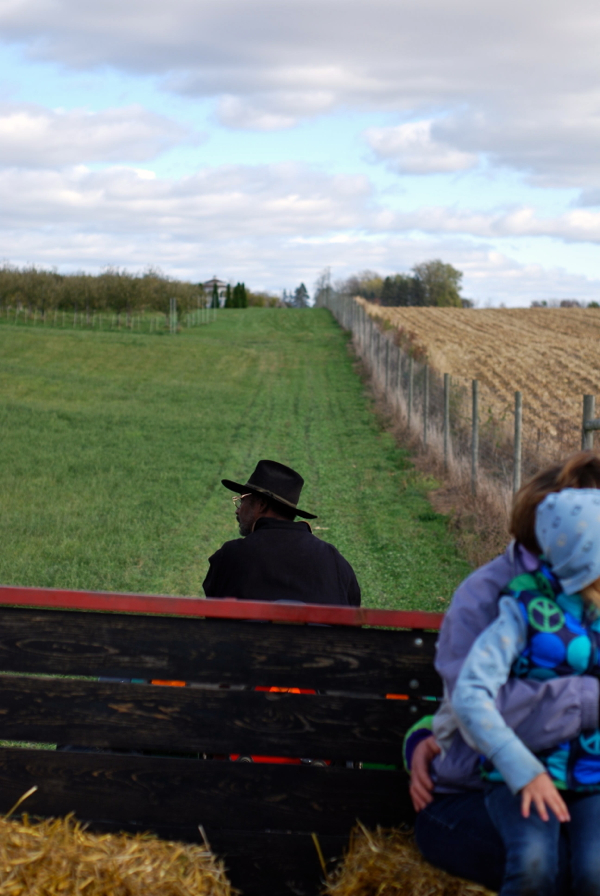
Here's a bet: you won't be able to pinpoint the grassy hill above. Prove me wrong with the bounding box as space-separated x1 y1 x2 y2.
0 309 471 610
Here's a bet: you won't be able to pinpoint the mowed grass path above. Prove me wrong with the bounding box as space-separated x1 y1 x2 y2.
0 309 471 610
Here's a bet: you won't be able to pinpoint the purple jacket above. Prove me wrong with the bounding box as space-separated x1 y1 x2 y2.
430 542 599 793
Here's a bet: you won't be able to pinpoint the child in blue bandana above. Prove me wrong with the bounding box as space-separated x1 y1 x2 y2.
453 488 600 896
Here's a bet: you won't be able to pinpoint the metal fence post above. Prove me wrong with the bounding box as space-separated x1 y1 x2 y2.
513 391 522 494
444 373 450 471
408 357 414 427
471 379 479 496
423 365 429 447
583 395 596 450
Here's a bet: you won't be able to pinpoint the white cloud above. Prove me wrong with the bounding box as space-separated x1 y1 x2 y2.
0 162 375 238
389 206 600 244
0 102 194 165
217 91 337 130
0 159 599 304
365 121 478 174
1 0 600 193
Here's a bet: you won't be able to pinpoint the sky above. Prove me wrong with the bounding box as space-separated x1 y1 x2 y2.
1 0 600 305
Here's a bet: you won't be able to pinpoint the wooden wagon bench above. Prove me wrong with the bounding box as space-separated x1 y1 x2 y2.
0 585 443 896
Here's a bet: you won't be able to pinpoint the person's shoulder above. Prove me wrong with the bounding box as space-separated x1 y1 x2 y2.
442 545 525 629
208 537 245 561
451 544 530 603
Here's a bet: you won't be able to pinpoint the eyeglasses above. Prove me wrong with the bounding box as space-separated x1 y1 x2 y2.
232 493 252 508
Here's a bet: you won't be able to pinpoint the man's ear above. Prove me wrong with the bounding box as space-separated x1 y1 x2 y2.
255 496 269 514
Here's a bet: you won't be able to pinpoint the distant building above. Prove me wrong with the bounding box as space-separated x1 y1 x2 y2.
202 276 228 307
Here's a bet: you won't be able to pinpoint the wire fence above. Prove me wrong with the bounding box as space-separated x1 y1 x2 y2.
319 291 595 509
0 302 217 334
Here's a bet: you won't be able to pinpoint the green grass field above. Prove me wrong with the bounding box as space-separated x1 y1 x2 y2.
0 309 471 610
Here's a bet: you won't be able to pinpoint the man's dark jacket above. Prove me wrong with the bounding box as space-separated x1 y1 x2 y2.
203 518 361 606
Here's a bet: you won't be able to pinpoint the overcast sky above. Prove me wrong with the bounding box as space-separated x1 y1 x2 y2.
1 0 600 305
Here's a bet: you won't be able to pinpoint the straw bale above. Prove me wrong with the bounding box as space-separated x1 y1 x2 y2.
0 814 235 896
324 826 496 896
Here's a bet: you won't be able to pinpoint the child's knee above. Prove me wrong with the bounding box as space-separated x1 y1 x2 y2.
504 831 558 895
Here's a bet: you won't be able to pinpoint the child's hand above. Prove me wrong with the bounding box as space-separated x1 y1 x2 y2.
520 772 570 822
409 735 441 811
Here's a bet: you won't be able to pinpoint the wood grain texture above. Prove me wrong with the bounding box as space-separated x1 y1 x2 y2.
0 676 432 761
0 606 440 694
0 748 411 835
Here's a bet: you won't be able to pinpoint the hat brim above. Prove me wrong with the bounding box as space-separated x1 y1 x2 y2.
221 478 317 519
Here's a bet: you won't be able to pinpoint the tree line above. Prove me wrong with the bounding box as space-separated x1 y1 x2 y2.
328 260 469 308
0 266 285 318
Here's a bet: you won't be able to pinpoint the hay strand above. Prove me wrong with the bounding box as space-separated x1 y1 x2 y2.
4 788 38 821
0 813 235 896
311 832 327 877
324 827 496 896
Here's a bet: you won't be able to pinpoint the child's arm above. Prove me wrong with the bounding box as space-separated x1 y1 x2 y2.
452 596 566 817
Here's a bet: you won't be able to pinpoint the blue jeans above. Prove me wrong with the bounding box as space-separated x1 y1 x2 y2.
485 784 600 896
415 792 506 891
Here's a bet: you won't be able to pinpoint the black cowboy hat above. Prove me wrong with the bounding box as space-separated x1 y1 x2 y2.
222 459 317 520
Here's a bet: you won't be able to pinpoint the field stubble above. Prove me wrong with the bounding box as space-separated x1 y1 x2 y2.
363 304 600 448
356 303 600 564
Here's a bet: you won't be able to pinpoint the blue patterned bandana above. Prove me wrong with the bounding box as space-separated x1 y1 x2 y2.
535 488 600 594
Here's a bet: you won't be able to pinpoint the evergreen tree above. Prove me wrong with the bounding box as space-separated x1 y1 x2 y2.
210 282 220 308
232 282 248 307
293 283 309 307
224 284 233 308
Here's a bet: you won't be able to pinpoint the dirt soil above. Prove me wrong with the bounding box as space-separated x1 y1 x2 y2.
361 302 600 447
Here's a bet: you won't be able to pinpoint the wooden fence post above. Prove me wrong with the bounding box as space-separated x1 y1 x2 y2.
513 391 522 494
444 373 450 471
408 357 414 428
384 338 390 395
471 379 479 496
423 365 429 447
582 395 596 450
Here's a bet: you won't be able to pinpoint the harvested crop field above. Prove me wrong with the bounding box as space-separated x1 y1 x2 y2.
361 301 600 447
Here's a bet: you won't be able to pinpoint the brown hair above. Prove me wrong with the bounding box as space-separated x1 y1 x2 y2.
510 450 600 554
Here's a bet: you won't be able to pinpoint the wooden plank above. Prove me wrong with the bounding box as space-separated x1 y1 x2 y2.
0 749 412 835
0 677 435 762
0 584 444 630
0 607 441 693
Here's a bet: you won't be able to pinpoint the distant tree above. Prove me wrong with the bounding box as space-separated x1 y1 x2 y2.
224 284 233 308
589 301 600 309
247 290 281 307
560 299 582 308
313 268 332 306
380 276 395 306
293 283 309 307
380 273 422 306
232 282 248 308
210 282 220 308
412 260 463 307
343 270 383 303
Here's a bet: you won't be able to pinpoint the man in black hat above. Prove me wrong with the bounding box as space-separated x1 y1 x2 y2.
203 459 361 606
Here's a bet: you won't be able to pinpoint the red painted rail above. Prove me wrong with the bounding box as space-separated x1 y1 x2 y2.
0 584 443 630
